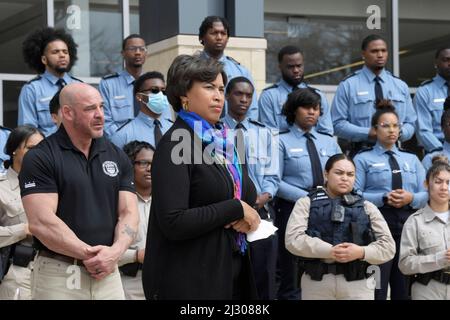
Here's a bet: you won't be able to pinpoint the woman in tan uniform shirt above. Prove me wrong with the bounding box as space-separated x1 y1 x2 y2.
0 125 43 299
399 157 450 300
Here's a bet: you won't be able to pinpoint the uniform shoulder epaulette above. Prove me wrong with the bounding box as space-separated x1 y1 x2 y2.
226 56 240 65
356 146 374 154
248 119 265 127
341 72 358 82
419 79 434 87
426 147 444 154
70 75 83 83
262 84 278 91
116 119 133 132
306 85 321 93
102 72 119 80
277 129 290 135
166 118 174 123
26 75 41 84
0 125 12 132
398 148 417 155
316 130 333 137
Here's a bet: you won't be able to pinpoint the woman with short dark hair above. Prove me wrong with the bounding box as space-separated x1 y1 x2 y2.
142 54 260 299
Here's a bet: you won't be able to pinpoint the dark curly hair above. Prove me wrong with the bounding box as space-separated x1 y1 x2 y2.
371 99 398 128
22 27 78 74
282 88 321 126
123 140 155 163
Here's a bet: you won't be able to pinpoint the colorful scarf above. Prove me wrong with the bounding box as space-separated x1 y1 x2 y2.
178 110 247 254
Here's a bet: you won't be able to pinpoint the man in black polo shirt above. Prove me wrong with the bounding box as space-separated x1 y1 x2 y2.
19 82 139 300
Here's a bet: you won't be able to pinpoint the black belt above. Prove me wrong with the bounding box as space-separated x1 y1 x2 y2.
119 262 142 277
415 270 450 285
38 249 84 267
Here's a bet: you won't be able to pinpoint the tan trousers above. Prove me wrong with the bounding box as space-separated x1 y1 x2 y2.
121 270 145 300
301 273 375 300
31 255 125 300
411 280 450 300
0 263 32 300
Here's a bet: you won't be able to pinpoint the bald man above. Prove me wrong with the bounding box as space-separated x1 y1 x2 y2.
18 83 139 300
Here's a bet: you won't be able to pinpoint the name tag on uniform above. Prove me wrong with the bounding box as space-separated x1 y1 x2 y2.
114 95 126 100
370 163 386 167
290 148 303 153
39 96 52 102
434 98 446 103
357 91 369 96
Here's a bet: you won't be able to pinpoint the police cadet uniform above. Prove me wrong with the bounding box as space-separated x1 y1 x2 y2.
285 188 395 300
258 79 333 135
399 204 450 300
422 141 450 171
0 126 11 173
414 75 449 153
222 114 279 299
0 167 35 300
354 143 427 299
118 194 150 300
199 51 259 120
331 66 416 154
275 125 341 299
18 125 135 299
18 70 81 137
110 112 173 149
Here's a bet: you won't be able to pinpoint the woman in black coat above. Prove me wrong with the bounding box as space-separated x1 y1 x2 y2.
142 54 261 300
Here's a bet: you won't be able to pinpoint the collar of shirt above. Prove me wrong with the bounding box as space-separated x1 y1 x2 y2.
119 70 137 85
423 204 446 223
374 142 400 156
222 114 249 130
361 65 388 83
291 124 318 140
6 167 19 191
278 79 308 93
42 70 71 86
434 74 448 89
199 50 225 63
136 192 151 203
136 112 160 128
56 124 107 156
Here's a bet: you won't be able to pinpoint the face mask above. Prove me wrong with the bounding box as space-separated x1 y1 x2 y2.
142 91 168 114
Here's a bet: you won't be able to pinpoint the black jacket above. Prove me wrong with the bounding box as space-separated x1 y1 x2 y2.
142 118 258 300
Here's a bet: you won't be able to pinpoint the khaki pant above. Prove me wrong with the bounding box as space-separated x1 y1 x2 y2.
31 255 125 300
301 273 375 300
121 270 145 300
411 280 450 300
0 263 32 300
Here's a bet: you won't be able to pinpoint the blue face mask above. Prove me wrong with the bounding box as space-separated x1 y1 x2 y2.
143 91 168 114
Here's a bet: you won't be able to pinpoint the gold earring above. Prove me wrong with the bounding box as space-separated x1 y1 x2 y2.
182 100 189 111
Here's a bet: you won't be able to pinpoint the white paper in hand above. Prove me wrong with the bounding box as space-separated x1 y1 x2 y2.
247 220 278 242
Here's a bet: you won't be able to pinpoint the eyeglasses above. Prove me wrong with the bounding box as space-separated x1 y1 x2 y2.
125 46 147 53
376 122 401 130
139 88 166 95
134 160 152 169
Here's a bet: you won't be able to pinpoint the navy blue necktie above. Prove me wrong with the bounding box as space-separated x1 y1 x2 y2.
374 76 383 103
56 78 66 90
305 132 324 187
386 150 402 190
154 119 162 146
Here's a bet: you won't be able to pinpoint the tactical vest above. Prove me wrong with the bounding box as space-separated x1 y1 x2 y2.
306 188 374 246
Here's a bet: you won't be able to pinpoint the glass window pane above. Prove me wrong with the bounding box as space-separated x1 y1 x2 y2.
54 0 123 77
0 0 46 74
265 0 389 85
3 81 26 128
130 0 139 35
399 0 450 87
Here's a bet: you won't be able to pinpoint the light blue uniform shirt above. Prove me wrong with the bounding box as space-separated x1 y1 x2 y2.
0 127 11 173
277 125 341 202
18 71 80 136
422 141 450 171
258 79 333 135
110 112 173 149
354 143 427 209
331 66 416 142
200 51 258 120
414 75 448 152
222 114 280 198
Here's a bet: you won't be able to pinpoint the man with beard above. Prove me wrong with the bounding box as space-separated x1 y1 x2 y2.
18 27 81 137
415 46 450 153
331 34 416 157
19 83 139 299
258 45 333 135
198 16 259 120
99 34 172 137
